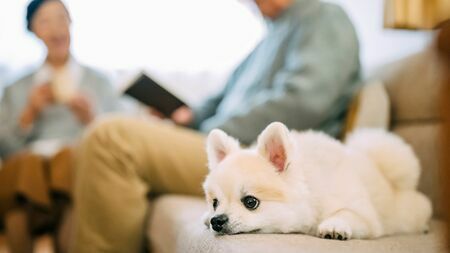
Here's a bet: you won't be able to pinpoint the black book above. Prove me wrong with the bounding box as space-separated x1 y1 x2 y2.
123 73 186 117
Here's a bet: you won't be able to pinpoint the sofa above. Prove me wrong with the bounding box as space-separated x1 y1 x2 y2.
1 48 445 253
144 46 449 253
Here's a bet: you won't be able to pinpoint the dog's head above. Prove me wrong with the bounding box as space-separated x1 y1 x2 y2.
202 122 313 235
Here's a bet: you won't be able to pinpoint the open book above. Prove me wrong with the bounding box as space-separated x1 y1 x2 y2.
122 72 186 117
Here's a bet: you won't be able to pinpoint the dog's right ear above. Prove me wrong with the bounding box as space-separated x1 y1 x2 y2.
206 129 240 170
257 122 293 173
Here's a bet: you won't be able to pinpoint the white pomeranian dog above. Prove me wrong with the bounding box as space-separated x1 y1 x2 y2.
202 122 432 240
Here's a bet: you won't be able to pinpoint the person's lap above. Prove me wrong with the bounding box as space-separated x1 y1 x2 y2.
0 148 73 253
0 152 48 220
0 147 74 215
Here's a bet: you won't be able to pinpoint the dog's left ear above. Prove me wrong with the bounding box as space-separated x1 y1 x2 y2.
206 129 240 170
257 122 293 173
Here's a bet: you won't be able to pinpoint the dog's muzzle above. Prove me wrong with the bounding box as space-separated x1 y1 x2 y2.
210 214 229 232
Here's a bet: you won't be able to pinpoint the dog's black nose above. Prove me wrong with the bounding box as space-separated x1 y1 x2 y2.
210 214 228 232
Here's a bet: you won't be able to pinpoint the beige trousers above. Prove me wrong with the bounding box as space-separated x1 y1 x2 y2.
70 116 208 253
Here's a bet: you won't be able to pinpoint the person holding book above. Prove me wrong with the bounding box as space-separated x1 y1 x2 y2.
0 0 118 252
71 0 360 252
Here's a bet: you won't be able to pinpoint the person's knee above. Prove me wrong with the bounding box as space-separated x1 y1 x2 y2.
80 116 133 151
76 116 148 175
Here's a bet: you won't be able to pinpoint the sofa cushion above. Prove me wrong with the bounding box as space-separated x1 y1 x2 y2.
393 123 445 218
147 195 447 253
380 48 446 123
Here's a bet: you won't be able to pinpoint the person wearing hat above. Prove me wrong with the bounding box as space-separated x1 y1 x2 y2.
0 0 118 252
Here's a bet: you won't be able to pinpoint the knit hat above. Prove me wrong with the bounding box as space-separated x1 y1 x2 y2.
26 0 68 31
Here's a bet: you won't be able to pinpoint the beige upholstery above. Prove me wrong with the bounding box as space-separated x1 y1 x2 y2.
347 81 390 130
381 47 447 218
146 47 448 253
148 196 447 253
393 124 445 218
381 48 445 123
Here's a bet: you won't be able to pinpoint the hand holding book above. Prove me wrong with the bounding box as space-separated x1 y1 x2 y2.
147 105 193 126
171 106 193 126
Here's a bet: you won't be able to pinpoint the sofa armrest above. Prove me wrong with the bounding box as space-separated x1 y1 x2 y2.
344 81 390 138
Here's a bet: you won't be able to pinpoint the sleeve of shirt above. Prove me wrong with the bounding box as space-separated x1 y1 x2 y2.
201 13 360 144
190 91 225 129
0 86 31 158
190 53 252 129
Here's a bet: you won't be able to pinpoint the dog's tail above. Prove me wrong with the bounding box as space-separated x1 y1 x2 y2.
345 129 420 191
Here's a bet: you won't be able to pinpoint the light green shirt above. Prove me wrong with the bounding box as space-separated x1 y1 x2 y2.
192 0 360 144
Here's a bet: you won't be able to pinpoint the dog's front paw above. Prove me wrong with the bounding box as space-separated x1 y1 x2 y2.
317 217 352 240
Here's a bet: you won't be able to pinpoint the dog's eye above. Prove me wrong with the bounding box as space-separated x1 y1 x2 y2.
212 198 219 210
241 195 260 210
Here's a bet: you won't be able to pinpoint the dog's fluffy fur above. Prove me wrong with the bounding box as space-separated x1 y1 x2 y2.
202 122 432 240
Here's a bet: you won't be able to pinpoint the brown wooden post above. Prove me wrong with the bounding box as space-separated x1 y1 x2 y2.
437 21 450 249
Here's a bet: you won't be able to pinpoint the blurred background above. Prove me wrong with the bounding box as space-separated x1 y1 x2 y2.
0 1 448 253
0 0 432 106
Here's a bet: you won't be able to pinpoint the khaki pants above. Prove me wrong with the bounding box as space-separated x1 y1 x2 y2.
71 116 208 253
